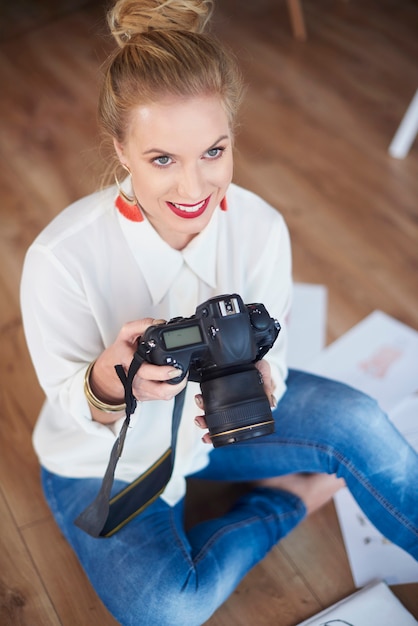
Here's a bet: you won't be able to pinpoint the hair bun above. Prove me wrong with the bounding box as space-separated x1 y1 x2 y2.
108 0 213 47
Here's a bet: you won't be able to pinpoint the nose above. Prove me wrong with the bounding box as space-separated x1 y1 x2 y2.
176 163 204 200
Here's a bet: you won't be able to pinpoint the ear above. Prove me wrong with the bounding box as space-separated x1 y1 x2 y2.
113 138 126 163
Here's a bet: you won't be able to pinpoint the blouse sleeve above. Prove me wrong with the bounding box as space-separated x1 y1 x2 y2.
240 206 293 401
20 243 128 438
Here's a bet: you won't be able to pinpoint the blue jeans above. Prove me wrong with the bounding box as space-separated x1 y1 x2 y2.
41 370 418 626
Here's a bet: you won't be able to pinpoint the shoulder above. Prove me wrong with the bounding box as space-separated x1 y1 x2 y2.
31 186 117 251
224 183 287 235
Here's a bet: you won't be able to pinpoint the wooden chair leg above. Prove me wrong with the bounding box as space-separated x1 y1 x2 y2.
388 89 418 159
286 0 307 40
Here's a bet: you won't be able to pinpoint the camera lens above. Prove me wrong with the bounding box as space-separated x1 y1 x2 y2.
200 366 275 447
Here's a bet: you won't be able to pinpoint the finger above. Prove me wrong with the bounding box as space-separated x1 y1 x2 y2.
119 318 156 345
152 318 166 326
255 360 276 407
118 318 168 346
194 415 208 429
137 361 185 382
133 377 187 403
194 394 204 410
255 358 271 386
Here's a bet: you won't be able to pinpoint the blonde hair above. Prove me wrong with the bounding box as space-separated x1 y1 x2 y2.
99 0 244 144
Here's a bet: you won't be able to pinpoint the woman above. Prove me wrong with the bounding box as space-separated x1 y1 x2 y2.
20 1 418 624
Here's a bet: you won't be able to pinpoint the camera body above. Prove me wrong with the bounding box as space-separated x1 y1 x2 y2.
136 294 281 447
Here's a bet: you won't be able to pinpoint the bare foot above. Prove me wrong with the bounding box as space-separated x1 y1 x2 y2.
255 473 346 515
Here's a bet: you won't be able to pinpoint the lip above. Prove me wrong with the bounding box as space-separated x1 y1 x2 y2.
166 195 211 219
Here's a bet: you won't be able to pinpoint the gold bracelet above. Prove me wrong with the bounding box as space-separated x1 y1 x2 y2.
84 360 126 413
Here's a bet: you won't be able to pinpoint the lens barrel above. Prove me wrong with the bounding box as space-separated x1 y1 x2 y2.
200 366 275 447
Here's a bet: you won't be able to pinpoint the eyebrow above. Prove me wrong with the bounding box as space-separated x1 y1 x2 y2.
142 134 230 157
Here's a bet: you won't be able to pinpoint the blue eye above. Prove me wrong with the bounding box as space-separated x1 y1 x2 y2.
205 147 224 159
153 155 172 167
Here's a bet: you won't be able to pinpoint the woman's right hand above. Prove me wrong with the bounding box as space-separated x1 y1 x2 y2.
88 319 187 424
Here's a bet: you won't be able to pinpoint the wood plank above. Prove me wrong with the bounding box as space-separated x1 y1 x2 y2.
0 6 109 220
21 518 118 626
391 583 418 619
0 316 47 526
0 0 95 42
279 503 355 606
204 546 323 625
0 488 59 626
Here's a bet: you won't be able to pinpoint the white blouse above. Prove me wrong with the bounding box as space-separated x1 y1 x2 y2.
20 182 292 505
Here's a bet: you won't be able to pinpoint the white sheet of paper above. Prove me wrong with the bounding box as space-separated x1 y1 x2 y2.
334 489 418 587
295 580 417 626
287 283 327 369
306 310 418 413
334 392 418 586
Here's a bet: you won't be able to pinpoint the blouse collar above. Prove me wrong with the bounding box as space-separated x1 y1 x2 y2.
115 193 219 306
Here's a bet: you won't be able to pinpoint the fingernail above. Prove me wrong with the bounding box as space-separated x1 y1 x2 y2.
168 368 181 379
195 394 203 408
270 394 277 408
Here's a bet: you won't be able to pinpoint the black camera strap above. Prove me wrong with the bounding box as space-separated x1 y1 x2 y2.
74 353 186 538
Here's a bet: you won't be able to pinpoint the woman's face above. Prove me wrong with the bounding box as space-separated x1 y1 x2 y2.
114 94 234 250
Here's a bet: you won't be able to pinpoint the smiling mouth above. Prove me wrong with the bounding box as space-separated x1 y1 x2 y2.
167 196 211 219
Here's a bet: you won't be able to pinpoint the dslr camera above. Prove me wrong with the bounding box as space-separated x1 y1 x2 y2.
136 294 281 447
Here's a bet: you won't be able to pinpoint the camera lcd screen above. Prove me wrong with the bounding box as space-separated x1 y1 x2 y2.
163 325 203 349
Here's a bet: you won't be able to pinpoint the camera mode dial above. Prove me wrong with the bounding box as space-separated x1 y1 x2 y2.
248 305 270 330
143 339 157 353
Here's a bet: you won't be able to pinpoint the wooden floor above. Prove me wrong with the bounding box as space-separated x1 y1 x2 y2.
0 0 417 624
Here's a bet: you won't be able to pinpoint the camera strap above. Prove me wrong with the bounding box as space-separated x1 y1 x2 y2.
74 353 186 538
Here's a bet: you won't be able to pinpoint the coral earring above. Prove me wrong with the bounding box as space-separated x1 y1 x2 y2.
115 194 144 222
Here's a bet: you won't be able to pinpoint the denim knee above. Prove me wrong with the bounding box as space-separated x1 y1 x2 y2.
104 570 220 626
299 379 389 456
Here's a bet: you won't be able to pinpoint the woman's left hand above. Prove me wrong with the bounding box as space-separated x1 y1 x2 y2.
255 358 277 410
